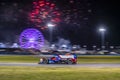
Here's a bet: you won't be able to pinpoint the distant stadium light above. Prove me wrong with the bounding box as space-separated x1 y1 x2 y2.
99 27 106 32
47 23 55 28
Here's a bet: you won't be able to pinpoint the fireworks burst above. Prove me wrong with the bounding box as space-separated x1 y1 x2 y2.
60 0 92 27
29 0 61 29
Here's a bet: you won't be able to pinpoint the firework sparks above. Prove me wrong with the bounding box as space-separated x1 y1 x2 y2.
29 0 61 29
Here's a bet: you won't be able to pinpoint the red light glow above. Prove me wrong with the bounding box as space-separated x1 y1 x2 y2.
29 0 61 29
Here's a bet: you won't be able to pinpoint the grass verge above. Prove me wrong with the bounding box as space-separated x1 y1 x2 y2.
0 55 38 63
0 55 120 63
78 56 120 63
0 66 120 80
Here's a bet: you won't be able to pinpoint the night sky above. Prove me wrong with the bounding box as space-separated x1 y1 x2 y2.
0 0 120 47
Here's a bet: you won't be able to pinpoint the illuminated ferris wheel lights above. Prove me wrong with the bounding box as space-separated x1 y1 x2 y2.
29 38 35 43
19 28 44 50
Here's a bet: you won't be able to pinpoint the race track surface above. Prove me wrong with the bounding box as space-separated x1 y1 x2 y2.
0 63 120 68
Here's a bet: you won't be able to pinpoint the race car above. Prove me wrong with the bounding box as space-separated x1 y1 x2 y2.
38 53 77 64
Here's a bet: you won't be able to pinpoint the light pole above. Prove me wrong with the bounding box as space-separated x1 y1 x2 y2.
99 27 106 50
93 45 96 51
47 23 55 45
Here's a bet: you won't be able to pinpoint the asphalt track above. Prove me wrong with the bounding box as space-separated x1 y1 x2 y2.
0 63 120 68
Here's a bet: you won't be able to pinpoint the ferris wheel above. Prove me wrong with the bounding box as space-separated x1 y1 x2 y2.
19 28 44 50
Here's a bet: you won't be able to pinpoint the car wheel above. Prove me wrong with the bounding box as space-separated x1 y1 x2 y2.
67 59 73 64
42 58 49 64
